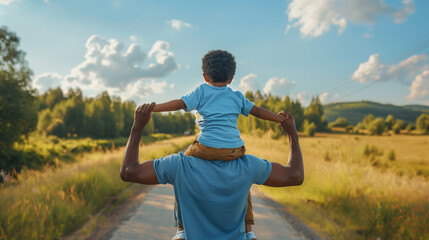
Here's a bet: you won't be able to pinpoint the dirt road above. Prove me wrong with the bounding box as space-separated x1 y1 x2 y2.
90 184 322 240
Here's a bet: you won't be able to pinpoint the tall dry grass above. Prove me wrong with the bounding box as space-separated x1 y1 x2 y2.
0 136 194 240
243 133 429 240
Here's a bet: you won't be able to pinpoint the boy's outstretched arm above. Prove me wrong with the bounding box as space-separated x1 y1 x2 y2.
250 106 286 123
153 99 186 112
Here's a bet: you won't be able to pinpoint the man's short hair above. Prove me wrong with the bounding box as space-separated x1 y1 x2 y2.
202 50 236 83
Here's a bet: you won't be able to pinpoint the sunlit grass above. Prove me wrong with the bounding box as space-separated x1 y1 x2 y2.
244 133 429 240
0 136 194 240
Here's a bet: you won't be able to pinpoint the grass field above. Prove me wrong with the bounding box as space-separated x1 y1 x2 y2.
243 133 429 240
0 136 194 240
2 133 175 175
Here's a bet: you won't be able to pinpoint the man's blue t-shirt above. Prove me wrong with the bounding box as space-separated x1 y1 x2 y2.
181 83 255 148
153 153 272 240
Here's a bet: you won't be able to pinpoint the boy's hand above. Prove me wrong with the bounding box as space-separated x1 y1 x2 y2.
132 102 156 134
278 114 287 123
278 111 297 136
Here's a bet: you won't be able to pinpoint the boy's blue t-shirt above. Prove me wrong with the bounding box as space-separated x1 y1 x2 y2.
153 153 272 240
181 83 255 148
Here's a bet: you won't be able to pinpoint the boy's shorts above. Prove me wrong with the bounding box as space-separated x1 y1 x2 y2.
184 140 246 161
183 140 254 225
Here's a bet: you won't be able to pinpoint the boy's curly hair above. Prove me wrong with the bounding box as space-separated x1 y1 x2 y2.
202 50 236 83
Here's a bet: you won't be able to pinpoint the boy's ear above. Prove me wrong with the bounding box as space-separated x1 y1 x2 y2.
203 73 210 83
227 77 233 84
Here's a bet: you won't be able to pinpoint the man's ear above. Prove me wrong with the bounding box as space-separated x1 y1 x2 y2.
227 77 233 84
203 73 210 83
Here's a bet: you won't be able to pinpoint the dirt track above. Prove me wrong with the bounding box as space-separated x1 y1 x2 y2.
83 184 323 240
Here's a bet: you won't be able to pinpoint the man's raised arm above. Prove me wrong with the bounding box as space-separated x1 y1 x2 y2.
120 102 159 185
263 111 304 187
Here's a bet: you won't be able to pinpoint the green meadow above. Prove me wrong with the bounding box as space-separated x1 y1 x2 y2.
0 136 194 240
244 133 429 240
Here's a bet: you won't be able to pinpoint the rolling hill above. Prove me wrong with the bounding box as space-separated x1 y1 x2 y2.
323 101 429 125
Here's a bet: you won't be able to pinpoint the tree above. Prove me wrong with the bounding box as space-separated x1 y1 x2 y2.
0 26 37 156
368 118 385 135
416 113 429 134
304 96 327 132
362 114 375 129
303 120 316 137
392 119 405 134
385 114 396 130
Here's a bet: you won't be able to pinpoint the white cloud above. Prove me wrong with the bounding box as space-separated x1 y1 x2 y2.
167 19 192 30
239 73 260 93
44 0 49 4
118 79 167 102
319 91 339 104
129 35 137 42
33 73 62 92
352 53 429 101
263 77 295 96
35 35 178 100
352 53 427 84
351 54 385 83
407 70 429 101
0 0 19 5
286 0 415 37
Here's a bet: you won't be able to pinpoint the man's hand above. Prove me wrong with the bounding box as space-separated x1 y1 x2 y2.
278 111 297 136
132 102 156 134
277 114 287 123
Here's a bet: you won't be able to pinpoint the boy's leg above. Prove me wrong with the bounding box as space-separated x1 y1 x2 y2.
245 192 255 226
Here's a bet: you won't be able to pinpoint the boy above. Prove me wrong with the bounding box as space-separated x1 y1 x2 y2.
153 50 286 240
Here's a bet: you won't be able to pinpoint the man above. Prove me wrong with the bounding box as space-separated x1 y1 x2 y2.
120 102 304 240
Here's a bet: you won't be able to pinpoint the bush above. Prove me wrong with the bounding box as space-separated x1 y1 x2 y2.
303 120 316 137
363 144 384 165
345 125 354 133
46 119 67 138
367 118 386 135
328 117 349 128
392 119 406 134
387 149 396 161
416 113 429 134
405 123 415 133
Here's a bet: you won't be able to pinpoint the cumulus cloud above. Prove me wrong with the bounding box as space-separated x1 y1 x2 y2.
0 0 19 5
35 35 178 100
352 53 429 101
33 73 63 92
352 53 427 84
239 73 260 93
263 77 295 96
407 70 429 101
351 54 385 83
117 79 167 102
319 91 339 104
167 19 192 30
286 0 415 37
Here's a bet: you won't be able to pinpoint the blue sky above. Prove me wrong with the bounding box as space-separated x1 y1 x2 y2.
1 0 429 106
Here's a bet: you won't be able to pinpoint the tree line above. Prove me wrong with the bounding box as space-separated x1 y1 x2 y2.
37 87 196 139
329 113 429 135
